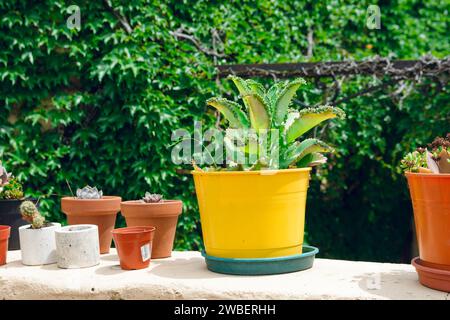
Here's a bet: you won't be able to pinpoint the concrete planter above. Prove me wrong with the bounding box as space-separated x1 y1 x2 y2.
55 224 100 269
19 222 61 266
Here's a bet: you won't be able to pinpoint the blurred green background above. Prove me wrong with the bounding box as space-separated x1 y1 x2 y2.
0 1 448 262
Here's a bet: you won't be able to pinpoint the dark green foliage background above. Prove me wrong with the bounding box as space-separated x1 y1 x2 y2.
0 1 448 262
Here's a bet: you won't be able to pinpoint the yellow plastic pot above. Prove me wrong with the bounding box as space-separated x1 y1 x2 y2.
192 168 311 258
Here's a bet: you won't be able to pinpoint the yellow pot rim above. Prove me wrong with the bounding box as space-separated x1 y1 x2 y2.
191 167 312 176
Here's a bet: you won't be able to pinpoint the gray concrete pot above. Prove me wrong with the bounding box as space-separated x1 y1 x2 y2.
55 224 100 269
19 222 61 265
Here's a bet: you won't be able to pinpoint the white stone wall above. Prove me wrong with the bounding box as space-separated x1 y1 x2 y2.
0 250 447 300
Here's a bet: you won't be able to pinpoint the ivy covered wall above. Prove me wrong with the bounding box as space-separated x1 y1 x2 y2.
0 0 448 262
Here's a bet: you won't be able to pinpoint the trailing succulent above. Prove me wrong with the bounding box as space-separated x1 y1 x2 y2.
20 201 46 229
200 76 345 171
76 186 103 199
0 162 24 200
400 134 450 173
141 192 163 203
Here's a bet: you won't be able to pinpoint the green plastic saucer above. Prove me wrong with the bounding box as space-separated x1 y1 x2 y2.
202 245 319 275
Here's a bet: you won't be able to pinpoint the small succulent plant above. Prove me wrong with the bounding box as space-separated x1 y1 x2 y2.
0 162 11 186
20 200 46 229
76 186 103 199
0 162 24 200
141 192 163 203
401 134 450 173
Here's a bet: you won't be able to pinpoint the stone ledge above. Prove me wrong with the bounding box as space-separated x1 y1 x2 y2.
0 250 448 300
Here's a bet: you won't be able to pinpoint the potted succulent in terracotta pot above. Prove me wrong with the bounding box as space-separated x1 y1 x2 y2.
0 162 37 250
120 192 182 258
61 186 121 254
18 201 61 265
401 134 450 292
0 225 10 265
112 226 156 270
191 76 345 259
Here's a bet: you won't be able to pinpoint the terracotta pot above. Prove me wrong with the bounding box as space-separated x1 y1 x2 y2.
112 226 156 270
61 196 121 254
0 225 11 265
406 173 450 266
120 200 182 258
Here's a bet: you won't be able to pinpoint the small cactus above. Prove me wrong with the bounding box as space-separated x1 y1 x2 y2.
141 192 163 203
31 214 45 229
76 185 103 199
20 200 46 229
20 200 38 220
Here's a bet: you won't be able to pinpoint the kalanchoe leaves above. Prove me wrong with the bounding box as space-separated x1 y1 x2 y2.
204 77 345 171
242 93 270 130
273 78 306 126
246 79 266 97
281 138 334 168
285 106 346 144
228 75 252 97
142 192 163 203
296 153 328 168
76 186 103 199
227 75 271 130
206 98 250 129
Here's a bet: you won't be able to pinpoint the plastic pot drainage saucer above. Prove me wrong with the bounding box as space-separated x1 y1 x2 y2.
202 245 319 275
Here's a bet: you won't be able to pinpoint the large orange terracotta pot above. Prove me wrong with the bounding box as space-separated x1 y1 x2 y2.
61 196 121 254
406 173 450 266
120 200 182 259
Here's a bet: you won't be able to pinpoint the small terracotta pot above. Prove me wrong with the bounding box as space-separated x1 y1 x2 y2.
61 196 121 254
112 226 156 270
406 173 450 267
120 200 182 258
0 225 11 265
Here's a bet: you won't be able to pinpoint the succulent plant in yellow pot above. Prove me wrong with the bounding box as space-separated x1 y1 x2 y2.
191 76 345 259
